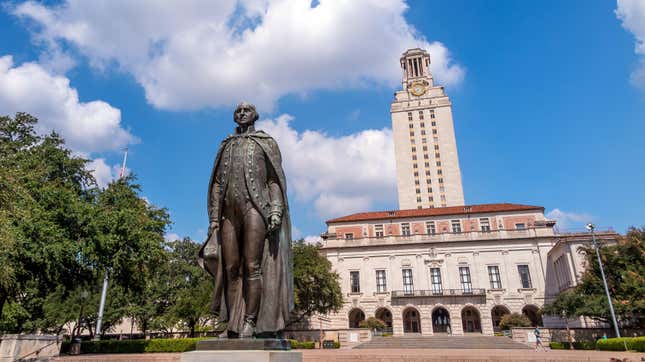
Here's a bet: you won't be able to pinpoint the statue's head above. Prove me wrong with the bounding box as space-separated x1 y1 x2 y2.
234 102 259 127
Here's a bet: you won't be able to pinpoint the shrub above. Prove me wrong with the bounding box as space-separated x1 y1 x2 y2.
597 336 645 352
358 317 386 331
288 339 316 349
549 341 596 350
549 342 565 350
79 338 207 354
498 313 531 330
333 341 340 348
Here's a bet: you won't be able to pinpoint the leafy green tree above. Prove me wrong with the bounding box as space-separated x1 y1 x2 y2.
0 113 97 332
288 240 343 326
544 228 645 329
163 238 214 337
498 313 532 330
359 317 386 331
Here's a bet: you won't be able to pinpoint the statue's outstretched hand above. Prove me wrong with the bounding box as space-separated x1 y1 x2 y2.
268 214 282 232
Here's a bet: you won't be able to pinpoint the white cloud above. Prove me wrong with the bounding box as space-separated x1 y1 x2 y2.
12 0 464 111
258 114 396 219
0 55 136 154
546 208 593 231
303 235 322 245
164 232 181 242
616 0 645 90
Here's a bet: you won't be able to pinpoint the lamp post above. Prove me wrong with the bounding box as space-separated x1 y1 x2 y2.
586 223 620 338
561 310 573 350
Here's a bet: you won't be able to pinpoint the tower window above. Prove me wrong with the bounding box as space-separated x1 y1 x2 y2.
436 161 441 166
424 162 430 168
420 122 425 128
414 180 420 185
422 146 428 151
409 123 414 129
407 112 413 121
412 155 417 160
434 145 439 150
438 178 444 183
409 131 415 137
428 196 434 202
413 163 418 169
419 111 424 120
415 189 420 194
416 197 422 203
414 172 419 177
426 179 431 184
424 154 429 159
430 112 435 119
427 187 432 193
425 170 431 176
432 129 437 134
411 147 416 152
437 169 443 175
431 121 436 126
435 153 441 158
422 138 427 143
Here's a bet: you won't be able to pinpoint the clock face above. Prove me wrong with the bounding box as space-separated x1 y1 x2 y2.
410 83 426 96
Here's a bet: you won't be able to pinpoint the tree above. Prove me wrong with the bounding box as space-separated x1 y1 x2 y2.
163 238 214 337
0 113 172 335
359 317 386 331
544 228 645 329
288 240 343 326
498 313 531 330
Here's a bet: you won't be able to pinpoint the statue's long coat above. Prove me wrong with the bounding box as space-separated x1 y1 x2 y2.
198 130 293 334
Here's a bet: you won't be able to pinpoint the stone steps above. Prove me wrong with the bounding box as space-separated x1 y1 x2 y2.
354 335 531 349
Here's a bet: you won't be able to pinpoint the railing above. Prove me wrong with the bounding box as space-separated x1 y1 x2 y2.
391 288 486 298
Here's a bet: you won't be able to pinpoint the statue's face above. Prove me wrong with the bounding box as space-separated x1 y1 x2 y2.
234 103 258 127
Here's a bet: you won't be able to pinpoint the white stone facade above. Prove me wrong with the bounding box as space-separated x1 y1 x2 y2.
392 48 465 209
320 204 618 336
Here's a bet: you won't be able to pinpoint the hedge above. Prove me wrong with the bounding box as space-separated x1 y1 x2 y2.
288 340 315 349
597 336 645 352
77 338 206 354
549 341 595 350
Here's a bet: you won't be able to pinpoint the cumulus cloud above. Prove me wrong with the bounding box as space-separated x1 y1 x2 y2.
0 56 136 154
616 0 645 90
546 208 593 231
257 114 396 219
303 235 323 245
12 0 464 111
164 232 181 242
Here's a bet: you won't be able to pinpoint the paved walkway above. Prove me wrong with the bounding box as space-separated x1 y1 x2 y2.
354 335 530 349
54 349 645 362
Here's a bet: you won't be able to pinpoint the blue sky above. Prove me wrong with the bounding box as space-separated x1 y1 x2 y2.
1 0 643 242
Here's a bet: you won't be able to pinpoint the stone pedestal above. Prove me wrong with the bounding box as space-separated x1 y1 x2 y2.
181 350 302 362
196 338 290 351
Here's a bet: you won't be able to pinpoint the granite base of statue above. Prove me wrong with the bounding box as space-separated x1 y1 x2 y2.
189 102 301 362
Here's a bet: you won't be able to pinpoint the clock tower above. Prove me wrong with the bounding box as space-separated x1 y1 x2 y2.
391 48 465 209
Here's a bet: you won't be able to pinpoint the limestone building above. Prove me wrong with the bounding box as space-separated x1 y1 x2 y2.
319 204 617 336
392 48 465 209
317 48 618 337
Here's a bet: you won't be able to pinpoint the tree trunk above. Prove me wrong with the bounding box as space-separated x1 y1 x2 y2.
189 321 196 338
0 292 6 318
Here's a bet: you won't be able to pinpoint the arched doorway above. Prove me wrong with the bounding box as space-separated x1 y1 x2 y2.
375 307 393 333
348 308 365 328
461 306 482 333
432 307 451 333
522 305 543 327
402 307 421 333
491 306 510 333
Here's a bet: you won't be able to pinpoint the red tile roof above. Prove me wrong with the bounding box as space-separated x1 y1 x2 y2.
326 203 544 224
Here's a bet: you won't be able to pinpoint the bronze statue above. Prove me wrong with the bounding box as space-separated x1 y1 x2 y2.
199 102 293 339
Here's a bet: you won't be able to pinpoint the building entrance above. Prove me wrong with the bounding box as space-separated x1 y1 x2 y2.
375 307 393 333
461 306 481 333
491 305 510 333
432 307 451 333
348 308 365 328
403 307 421 333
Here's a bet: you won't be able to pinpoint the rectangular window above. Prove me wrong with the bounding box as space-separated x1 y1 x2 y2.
488 266 502 289
411 146 416 152
415 188 420 194
434 145 439 150
416 197 422 202
459 267 472 293
424 162 430 167
438 178 444 183
515 223 526 230
422 146 428 151
441 194 447 202
350 271 360 293
435 153 441 158
413 163 418 169
428 196 433 202
402 269 414 295
418 110 424 120
401 223 411 236
436 161 441 166
374 224 384 238
431 121 437 126
425 170 431 176
451 220 461 233
427 187 432 193
376 270 387 292
414 172 419 177
432 129 437 134
424 154 429 159
430 111 435 119
345 233 354 240
426 221 436 235
420 130 426 135
409 131 414 137
414 180 420 185
422 138 427 143
430 268 442 294
407 112 413 121
426 179 432 185
437 169 443 175
420 122 425 128
480 218 491 232
518 265 532 288
412 155 417 160
408 123 414 129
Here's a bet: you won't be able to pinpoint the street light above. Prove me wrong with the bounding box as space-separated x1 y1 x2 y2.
586 223 621 339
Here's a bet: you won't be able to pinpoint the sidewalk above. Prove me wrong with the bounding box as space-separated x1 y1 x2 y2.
54 349 645 362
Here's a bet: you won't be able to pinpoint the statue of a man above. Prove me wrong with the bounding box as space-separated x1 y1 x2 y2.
199 102 293 338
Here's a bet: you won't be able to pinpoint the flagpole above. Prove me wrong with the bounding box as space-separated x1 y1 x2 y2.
94 147 128 340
